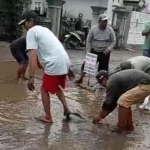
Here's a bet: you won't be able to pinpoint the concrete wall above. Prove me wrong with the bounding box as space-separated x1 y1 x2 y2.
30 0 47 15
127 11 150 45
107 0 124 24
63 0 108 21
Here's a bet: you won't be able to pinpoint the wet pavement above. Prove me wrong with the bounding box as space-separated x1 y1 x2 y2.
0 43 150 150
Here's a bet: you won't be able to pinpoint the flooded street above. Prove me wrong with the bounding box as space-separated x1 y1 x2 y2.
0 45 150 150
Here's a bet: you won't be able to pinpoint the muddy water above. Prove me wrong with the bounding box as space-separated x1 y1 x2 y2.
0 61 150 150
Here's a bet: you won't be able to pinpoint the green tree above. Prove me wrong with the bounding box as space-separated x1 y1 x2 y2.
0 0 24 42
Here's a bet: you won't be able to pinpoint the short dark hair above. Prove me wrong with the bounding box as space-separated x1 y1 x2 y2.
21 10 41 25
26 17 41 25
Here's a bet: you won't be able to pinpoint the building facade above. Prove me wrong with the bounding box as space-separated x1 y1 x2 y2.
29 0 108 24
29 0 47 15
63 0 108 20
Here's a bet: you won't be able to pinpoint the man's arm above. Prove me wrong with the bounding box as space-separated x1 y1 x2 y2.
86 27 94 52
142 23 150 36
100 84 118 116
107 27 116 51
26 30 38 77
28 50 38 77
93 83 119 124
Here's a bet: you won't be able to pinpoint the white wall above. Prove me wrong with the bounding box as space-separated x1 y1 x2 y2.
107 0 124 24
112 0 124 6
142 0 150 13
30 0 47 15
127 11 150 45
63 0 108 21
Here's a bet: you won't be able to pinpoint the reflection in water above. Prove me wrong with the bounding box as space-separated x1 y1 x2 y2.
0 62 149 149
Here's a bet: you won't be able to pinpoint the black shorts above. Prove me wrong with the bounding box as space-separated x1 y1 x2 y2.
10 48 28 64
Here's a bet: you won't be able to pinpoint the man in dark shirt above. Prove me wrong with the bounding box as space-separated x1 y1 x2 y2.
9 36 28 81
92 69 150 133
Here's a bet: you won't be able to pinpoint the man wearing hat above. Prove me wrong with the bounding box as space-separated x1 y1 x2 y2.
75 14 116 85
92 69 150 133
18 13 75 123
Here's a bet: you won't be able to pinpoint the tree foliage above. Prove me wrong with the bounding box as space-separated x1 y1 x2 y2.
0 0 24 42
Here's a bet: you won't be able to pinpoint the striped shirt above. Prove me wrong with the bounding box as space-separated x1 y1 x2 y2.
86 25 116 52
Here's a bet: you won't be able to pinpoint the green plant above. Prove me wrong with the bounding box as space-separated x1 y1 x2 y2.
0 0 24 42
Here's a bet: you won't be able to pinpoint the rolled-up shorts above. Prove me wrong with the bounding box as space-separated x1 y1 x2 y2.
118 84 150 108
10 48 28 64
42 74 67 94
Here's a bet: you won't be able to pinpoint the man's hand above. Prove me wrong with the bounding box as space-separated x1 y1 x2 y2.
103 49 111 55
28 77 35 91
92 115 101 124
67 68 75 81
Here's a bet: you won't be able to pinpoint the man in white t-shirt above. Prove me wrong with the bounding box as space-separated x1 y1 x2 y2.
113 56 150 74
18 16 75 123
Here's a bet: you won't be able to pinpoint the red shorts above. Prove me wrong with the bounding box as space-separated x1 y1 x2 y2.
42 74 67 94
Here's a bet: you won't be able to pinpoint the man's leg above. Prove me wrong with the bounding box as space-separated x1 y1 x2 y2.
10 48 23 81
19 53 29 80
14 52 29 81
116 106 130 133
97 52 110 72
21 64 28 80
56 75 70 115
56 86 70 115
113 84 150 133
125 107 134 131
17 64 24 80
75 49 97 85
75 61 86 85
40 86 53 123
40 74 60 123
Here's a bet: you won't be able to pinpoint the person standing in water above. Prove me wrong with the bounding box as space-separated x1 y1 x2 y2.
9 36 28 81
75 14 116 85
18 13 75 123
142 21 150 57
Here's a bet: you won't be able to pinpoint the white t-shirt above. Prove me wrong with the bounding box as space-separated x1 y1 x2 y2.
26 25 70 75
128 56 150 71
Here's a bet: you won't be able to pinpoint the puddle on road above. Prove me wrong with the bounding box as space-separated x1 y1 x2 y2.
0 61 150 150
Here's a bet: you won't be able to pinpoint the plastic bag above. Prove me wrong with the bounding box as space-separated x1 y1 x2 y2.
139 95 150 110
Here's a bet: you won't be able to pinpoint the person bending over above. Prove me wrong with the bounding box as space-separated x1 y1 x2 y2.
92 69 150 133
9 36 28 81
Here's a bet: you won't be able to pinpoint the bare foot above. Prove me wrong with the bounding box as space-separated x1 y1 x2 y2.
75 79 83 85
110 125 123 133
16 78 23 83
22 77 28 81
35 116 53 124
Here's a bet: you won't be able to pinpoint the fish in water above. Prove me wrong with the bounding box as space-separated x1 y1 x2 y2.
64 112 84 121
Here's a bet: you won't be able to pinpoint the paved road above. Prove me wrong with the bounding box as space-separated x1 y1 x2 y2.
0 43 150 150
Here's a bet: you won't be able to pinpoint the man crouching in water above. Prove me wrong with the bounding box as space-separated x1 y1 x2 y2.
9 36 28 82
92 69 150 133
